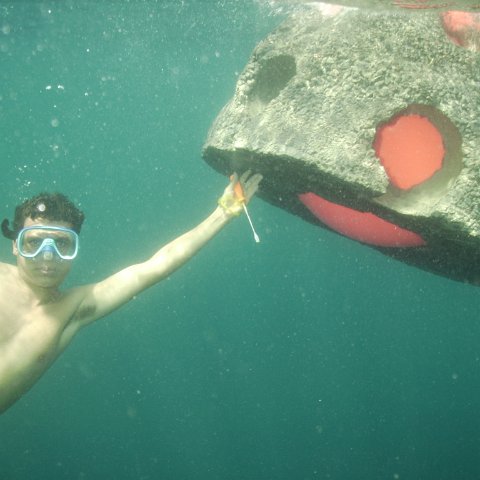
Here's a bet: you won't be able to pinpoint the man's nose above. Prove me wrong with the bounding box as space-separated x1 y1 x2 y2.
41 249 54 261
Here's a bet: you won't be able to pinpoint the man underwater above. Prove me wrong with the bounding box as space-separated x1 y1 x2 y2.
0 171 262 414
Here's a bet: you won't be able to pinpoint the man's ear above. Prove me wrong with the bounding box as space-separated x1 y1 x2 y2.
12 240 18 256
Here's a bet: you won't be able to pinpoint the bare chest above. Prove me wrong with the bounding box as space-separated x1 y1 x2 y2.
0 279 79 371
0 265 82 412
0 302 65 366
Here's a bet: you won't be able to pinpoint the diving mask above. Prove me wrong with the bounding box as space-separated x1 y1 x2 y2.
16 225 79 260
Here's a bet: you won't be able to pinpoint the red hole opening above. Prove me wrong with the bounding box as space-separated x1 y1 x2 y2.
442 11 480 51
299 192 425 247
374 114 445 190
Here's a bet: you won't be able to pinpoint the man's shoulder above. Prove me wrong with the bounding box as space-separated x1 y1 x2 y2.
59 283 99 329
59 283 92 305
0 262 15 276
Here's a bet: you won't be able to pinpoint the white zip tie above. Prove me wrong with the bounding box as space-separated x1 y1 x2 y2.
243 203 260 243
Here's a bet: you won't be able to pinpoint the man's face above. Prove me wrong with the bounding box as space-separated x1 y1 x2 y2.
13 217 76 289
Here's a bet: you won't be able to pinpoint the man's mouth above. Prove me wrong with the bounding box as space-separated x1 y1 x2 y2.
37 266 56 276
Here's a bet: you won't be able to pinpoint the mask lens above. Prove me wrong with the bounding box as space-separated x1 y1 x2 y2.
51 231 76 257
17 226 79 260
20 230 44 256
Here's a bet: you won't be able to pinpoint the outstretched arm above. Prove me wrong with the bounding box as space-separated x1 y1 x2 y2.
73 171 262 327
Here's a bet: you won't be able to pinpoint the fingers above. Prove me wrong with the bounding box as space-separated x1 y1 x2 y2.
240 171 263 202
239 170 251 184
223 173 237 198
219 170 262 218
226 170 263 204
229 172 239 186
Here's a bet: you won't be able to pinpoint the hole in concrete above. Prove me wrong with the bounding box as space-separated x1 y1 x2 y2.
374 113 445 190
374 104 463 214
441 11 480 52
248 54 296 109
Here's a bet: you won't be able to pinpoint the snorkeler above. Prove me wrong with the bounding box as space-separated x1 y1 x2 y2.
0 171 262 414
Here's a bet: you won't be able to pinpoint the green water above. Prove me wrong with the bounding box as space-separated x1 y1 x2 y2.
1 2 480 479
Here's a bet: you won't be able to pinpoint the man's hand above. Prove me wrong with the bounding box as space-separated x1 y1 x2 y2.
218 170 263 218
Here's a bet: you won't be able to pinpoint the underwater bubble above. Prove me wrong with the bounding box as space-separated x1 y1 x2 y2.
51 118 60 127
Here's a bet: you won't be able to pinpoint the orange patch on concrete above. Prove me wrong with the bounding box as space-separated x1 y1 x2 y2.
299 192 425 247
373 114 444 190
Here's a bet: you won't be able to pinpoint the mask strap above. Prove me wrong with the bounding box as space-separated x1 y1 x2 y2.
1 219 16 240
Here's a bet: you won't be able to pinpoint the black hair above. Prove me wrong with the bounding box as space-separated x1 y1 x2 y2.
1 192 85 240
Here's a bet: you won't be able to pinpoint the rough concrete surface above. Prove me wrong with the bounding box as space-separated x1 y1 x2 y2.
203 7 480 284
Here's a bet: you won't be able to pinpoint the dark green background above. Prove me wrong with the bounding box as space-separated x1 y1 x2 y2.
1 2 479 479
